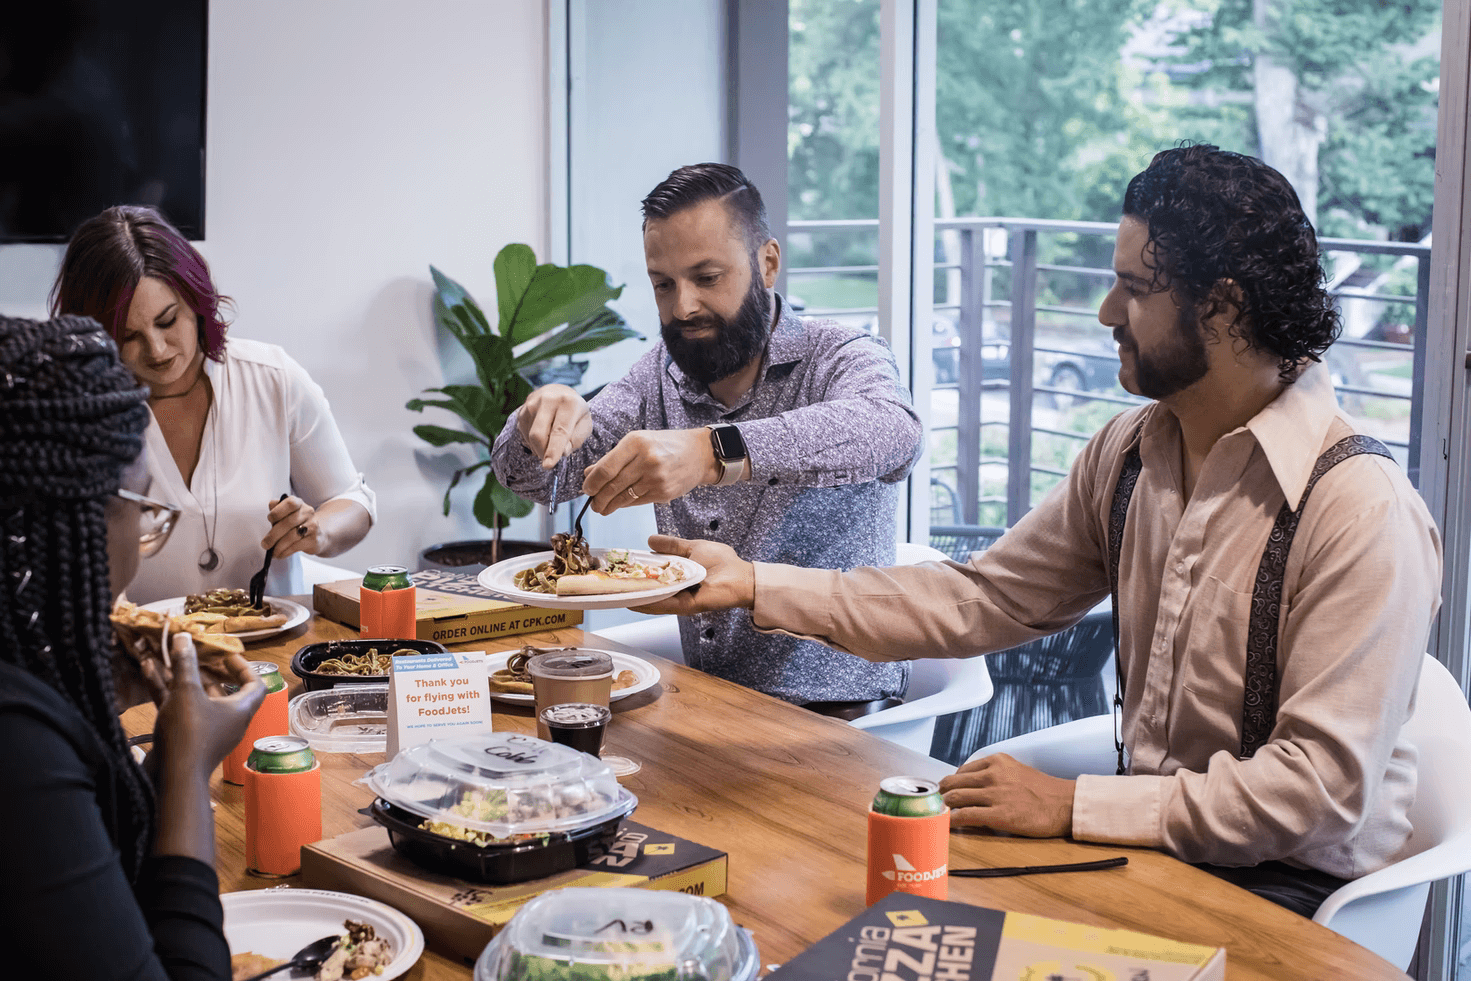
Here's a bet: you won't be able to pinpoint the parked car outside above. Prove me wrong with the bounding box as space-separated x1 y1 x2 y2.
933 317 1119 407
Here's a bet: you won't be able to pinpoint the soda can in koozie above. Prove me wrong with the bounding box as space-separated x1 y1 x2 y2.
222 661 289 785
244 735 322 877
360 565 417 640
866 776 949 905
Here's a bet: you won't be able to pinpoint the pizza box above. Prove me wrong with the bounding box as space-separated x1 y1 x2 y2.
312 570 582 645
300 820 728 966
767 892 1225 981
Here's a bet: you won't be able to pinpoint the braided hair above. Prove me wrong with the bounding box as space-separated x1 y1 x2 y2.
0 313 153 880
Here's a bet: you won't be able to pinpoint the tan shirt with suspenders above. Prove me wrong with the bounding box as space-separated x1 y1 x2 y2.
755 363 1442 878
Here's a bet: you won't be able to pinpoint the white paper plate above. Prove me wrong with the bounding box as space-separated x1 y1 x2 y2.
484 648 660 705
476 548 706 611
221 887 424 980
142 595 310 642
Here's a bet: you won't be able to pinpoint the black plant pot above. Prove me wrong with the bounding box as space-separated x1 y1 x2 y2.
418 538 545 575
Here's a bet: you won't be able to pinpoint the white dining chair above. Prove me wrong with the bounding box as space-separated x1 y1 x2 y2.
967 652 1471 970
848 541 993 754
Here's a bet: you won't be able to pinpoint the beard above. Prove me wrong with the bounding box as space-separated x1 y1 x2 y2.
660 264 772 385
1115 302 1210 400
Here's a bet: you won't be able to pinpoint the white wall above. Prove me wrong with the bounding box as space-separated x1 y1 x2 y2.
565 0 729 631
0 0 550 573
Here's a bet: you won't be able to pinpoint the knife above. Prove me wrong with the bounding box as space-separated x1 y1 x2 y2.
950 856 1128 878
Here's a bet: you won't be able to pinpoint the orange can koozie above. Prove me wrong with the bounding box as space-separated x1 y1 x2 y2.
360 566 417 640
244 735 322 877
222 662 289 785
866 776 950 905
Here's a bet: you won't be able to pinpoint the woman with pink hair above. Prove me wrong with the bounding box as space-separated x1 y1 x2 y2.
51 205 376 603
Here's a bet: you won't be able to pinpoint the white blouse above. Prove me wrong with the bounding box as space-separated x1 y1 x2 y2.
126 338 377 604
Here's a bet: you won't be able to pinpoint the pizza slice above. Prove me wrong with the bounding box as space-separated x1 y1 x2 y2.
111 600 246 682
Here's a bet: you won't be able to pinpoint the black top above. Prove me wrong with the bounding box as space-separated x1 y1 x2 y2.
0 661 231 980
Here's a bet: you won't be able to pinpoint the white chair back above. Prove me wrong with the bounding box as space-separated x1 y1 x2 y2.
965 653 1471 971
849 540 993 755
1311 654 1471 969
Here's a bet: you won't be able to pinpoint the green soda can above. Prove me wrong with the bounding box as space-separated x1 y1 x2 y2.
252 660 286 694
870 776 947 817
244 735 321 877
360 565 416 639
246 735 317 774
362 565 413 592
222 662 289 784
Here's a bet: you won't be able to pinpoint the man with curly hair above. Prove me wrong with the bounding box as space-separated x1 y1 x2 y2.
644 144 1442 918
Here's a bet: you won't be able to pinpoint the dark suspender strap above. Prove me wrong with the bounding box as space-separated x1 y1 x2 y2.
1239 434 1394 758
1107 426 1145 775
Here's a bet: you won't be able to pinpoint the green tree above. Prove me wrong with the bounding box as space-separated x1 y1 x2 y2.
1165 0 1440 238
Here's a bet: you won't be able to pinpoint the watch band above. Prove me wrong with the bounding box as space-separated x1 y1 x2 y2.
707 424 747 486
714 456 744 486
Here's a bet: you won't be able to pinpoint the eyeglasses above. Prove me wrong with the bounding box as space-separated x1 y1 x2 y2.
114 488 182 558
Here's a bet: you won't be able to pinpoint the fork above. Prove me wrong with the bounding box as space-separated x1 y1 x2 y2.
572 496 594 544
248 494 289 608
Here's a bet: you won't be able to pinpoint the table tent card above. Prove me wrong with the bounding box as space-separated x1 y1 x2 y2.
386 650 493 756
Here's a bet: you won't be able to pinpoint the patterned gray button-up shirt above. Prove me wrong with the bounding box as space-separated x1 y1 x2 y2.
490 298 924 703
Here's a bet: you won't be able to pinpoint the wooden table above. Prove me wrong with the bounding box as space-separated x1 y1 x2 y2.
122 607 1409 981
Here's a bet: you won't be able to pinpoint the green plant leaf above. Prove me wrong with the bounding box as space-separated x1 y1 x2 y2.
472 472 534 531
505 264 624 345
511 307 642 370
434 385 499 433
412 424 488 448
465 333 515 392
404 397 457 414
430 266 492 335
442 468 465 516
493 244 537 337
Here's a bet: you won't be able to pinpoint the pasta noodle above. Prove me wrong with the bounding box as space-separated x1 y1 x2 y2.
514 532 596 593
313 647 418 676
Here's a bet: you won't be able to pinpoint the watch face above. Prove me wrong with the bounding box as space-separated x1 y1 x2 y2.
711 425 746 460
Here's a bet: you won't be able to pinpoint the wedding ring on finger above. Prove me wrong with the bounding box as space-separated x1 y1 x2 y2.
626 487 640 500
296 524 309 537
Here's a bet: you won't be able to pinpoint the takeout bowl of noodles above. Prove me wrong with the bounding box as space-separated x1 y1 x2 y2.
291 638 449 691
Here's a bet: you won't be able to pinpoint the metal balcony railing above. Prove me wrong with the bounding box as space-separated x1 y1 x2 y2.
788 217 1430 528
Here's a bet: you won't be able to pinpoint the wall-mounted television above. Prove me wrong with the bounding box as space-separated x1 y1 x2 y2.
0 0 207 243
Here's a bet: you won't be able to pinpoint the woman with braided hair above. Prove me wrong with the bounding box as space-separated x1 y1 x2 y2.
50 204 376 604
0 313 266 980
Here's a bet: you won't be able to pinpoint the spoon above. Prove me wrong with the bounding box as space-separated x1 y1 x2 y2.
236 934 341 981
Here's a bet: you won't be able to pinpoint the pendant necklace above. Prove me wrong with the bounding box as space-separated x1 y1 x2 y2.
197 377 220 572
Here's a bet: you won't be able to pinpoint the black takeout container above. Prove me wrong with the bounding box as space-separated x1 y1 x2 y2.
290 638 448 691
366 797 627 884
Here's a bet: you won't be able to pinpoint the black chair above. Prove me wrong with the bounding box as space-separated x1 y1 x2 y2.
928 523 1007 562
928 608 1115 766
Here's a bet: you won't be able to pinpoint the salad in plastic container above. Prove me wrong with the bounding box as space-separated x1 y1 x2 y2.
361 732 634 839
474 888 760 981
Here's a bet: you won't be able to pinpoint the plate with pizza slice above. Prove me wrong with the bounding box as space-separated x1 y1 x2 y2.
476 547 705 611
139 594 310 642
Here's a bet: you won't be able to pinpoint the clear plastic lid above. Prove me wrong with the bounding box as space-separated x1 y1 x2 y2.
474 888 760 981
288 685 388 754
361 732 634 836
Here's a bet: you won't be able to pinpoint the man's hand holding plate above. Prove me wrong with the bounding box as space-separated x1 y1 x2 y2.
635 535 754 614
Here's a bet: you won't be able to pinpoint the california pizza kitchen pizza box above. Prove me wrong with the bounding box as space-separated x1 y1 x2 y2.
312 570 582 645
765 892 1225 981
300 820 728 966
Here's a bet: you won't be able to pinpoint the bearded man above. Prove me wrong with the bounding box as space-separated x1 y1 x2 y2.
643 145 1442 918
490 162 924 710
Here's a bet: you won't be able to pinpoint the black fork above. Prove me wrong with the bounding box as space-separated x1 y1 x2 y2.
248 493 289 608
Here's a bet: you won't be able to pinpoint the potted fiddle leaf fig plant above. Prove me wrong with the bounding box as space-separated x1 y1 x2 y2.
409 244 641 569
